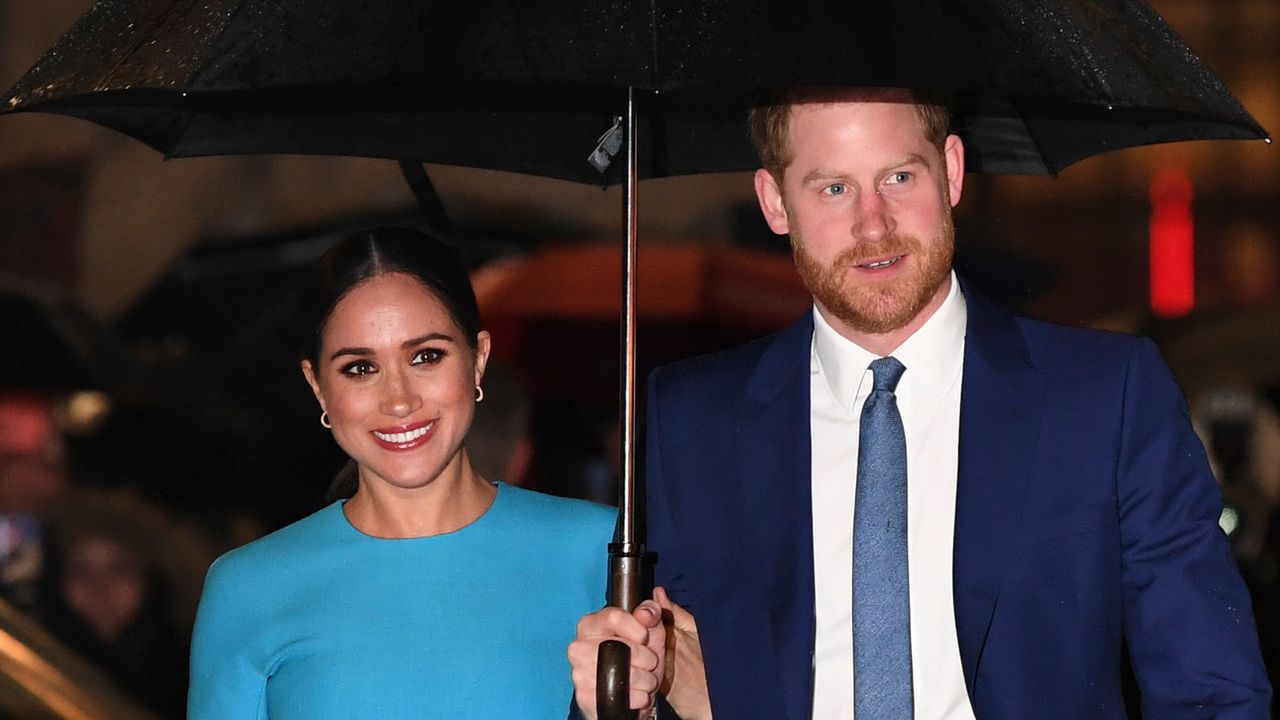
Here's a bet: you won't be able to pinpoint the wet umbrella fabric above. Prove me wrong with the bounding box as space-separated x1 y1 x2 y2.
2 0 1267 179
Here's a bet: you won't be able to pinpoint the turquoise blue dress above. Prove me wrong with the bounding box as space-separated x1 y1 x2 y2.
188 483 615 719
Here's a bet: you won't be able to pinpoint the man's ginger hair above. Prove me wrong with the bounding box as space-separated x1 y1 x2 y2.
748 87 951 181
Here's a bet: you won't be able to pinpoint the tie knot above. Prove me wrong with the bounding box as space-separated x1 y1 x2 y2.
869 356 906 393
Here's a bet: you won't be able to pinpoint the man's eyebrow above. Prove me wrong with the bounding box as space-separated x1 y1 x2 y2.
896 153 930 168
800 168 844 184
798 154 931 185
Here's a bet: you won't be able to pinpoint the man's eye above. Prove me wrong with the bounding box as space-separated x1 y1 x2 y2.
340 360 376 377
412 348 446 365
885 171 911 185
823 183 847 196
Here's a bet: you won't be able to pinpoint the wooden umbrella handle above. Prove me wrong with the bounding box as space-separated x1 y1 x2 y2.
596 542 652 720
596 639 633 719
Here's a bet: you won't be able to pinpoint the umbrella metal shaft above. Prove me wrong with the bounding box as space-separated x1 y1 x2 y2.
619 87 638 547
596 86 648 720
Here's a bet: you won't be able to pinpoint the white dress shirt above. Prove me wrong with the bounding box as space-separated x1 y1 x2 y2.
810 273 977 720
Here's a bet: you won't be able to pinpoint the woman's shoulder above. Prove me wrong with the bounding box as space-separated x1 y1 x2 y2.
498 483 615 526
204 502 346 585
489 485 614 571
493 484 616 546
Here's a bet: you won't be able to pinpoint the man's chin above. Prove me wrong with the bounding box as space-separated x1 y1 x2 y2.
824 280 941 335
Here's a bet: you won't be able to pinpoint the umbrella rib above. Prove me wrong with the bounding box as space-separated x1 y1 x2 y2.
1006 98 1056 175
163 0 260 156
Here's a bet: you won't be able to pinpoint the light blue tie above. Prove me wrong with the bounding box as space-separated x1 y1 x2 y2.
853 356 913 718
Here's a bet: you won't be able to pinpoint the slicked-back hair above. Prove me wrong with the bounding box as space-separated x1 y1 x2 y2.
297 226 481 366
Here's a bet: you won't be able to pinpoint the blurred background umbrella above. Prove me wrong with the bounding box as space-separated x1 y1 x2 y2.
473 241 812 416
473 242 810 327
0 278 128 394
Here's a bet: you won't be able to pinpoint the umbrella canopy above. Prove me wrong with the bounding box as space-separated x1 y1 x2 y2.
2 0 1267 179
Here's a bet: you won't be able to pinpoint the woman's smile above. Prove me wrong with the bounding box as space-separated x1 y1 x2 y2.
371 419 437 450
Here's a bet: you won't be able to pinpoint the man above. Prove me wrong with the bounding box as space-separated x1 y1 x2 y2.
569 88 1271 719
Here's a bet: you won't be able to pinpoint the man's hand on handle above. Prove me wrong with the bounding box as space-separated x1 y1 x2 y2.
655 587 712 720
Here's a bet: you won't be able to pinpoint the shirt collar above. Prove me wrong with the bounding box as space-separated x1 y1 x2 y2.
812 271 967 412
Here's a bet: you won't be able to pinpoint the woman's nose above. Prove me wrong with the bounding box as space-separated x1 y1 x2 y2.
380 371 423 417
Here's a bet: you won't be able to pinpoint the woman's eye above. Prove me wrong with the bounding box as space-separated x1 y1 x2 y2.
411 348 446 365
340 360 376 377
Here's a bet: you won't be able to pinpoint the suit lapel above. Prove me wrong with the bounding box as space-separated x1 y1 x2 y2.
952 288 1044 696
733 314 816 720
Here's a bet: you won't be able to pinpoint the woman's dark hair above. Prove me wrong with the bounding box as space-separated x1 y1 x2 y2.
299 226 481 501
298 226 481 366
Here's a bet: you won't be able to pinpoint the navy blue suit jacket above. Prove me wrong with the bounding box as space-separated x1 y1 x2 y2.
644 289 1270 719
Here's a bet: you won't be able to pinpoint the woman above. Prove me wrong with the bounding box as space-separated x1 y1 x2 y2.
188 227 616 718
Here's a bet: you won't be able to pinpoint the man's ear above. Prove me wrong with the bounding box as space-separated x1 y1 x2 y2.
943 134 965 207
754 168 791 236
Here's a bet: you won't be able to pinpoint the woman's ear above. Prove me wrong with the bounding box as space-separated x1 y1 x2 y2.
473 331 492 388
301 359 325 411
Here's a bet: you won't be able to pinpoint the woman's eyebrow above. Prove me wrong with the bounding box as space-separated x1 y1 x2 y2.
402 332 454 349
328 333 456 361
329 346 373 361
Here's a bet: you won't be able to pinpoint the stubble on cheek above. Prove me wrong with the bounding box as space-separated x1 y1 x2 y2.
791 221 953 336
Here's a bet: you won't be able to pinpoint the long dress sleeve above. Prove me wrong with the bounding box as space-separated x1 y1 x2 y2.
188 555 270 720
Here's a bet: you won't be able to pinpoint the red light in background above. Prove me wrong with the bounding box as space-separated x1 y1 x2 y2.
1149 167 1195 318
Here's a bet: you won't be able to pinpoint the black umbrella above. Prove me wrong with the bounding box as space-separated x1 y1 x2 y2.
1 0 1267 178
3 1 1267 715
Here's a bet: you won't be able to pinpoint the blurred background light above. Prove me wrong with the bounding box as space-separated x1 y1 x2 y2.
1149 166 1196 319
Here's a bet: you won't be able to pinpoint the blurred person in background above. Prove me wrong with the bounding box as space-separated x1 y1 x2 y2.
463 359 535 489
574 414 621 506
188 227 616 719
1194 384 1280 701
0 391 71 617
44 486 197 718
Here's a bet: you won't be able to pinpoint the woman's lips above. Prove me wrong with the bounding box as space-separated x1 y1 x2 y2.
371 419 436 450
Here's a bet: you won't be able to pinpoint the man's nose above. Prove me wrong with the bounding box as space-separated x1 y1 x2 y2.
380 370 423 417
853 189 893 241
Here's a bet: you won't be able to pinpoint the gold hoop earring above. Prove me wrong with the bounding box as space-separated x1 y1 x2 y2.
475 385 484 403
320 411 331 428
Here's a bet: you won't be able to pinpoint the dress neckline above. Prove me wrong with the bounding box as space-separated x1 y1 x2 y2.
335 481 505 542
